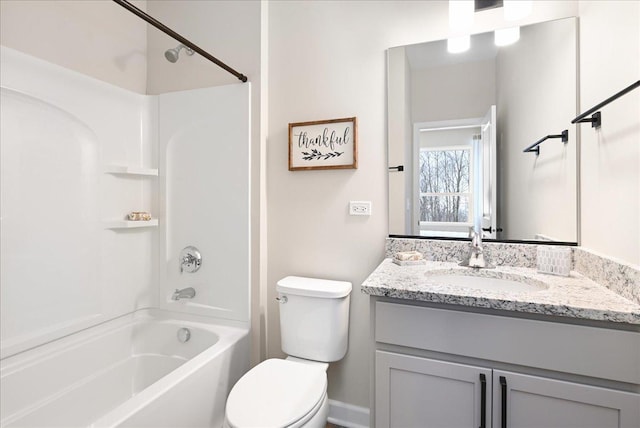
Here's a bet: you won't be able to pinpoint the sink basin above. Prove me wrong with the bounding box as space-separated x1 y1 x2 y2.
424 270 548 293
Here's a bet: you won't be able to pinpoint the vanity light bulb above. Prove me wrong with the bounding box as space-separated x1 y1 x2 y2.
504 0 532 21
449 0 474 31
495 27 520 47
448 35 470 53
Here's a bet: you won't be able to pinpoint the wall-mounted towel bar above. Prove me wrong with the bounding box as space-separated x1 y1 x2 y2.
112 0 248 82
523 130 568 155
571 80 639 129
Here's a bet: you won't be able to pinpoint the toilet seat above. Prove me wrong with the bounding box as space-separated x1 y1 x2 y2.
225 359 327 428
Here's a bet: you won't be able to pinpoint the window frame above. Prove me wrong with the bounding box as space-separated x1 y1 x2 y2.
418 145 474 231
412 119 482 236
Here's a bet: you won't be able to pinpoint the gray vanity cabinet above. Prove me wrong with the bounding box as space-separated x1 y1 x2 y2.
375 353 639 428
372 300 640 428
375 351 491 428
493 370 640 428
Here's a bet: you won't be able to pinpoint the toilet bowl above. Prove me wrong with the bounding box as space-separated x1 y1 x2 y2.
224 359 329 428
224 276 352 428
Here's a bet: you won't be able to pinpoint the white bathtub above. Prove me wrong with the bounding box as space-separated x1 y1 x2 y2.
0 309 249 428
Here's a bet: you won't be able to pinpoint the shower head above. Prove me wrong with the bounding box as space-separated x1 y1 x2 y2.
164 44 194 63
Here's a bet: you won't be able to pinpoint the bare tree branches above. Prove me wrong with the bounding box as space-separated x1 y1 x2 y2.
419 149 470 223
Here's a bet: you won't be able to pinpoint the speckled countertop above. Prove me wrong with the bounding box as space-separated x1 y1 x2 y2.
362 259 640 325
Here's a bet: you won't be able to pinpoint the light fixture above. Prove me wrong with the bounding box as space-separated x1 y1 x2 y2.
494 27 520 46
504 0 532 21
449 0 474 30
448 35 471 53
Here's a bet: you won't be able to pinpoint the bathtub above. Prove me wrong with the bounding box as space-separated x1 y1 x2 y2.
0 309 249 428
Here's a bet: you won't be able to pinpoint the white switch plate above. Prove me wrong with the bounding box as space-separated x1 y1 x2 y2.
349 201 372 216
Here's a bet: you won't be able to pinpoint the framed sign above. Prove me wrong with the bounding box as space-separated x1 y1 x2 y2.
288 117 357 171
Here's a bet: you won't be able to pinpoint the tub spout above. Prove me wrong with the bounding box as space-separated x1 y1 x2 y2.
172 287 196 301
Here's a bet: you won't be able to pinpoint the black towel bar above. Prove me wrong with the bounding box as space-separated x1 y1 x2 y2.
523 130 568 155
572 80 639 129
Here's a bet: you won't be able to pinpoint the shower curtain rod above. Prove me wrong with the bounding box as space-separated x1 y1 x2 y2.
112 0 248 83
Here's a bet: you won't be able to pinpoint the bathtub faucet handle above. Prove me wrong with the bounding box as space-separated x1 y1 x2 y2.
179 246 202 273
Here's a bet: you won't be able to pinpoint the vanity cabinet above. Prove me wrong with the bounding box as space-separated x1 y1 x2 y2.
376 352 638 428
493 370 639 428
376 352 491 428
372 300 640 428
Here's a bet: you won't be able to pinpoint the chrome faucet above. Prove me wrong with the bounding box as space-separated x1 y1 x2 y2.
180 246 202 273
460 227 494 269
172 287 196 301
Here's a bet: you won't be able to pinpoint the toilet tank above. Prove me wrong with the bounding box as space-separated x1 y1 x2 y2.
276 276 352 362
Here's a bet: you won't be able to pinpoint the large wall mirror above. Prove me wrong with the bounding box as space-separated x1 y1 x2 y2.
388 17 578 243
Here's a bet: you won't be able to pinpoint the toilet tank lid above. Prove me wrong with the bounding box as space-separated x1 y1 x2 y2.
277 276 352 298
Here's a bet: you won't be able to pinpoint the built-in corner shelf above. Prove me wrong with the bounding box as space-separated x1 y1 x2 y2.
103 219 158 229
104 164 158 176
103 164 158 229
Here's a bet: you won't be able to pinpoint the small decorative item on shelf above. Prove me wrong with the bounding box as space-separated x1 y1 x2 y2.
128 211 152 221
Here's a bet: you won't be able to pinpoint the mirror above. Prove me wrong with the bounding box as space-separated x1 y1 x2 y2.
388 17 578 243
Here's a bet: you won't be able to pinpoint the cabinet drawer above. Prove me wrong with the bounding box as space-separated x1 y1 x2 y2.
375 301 640 384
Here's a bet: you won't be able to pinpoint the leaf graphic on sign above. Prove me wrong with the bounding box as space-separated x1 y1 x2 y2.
301 150 344 161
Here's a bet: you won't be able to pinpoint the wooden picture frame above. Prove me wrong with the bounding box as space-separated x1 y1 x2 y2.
288 117 358 171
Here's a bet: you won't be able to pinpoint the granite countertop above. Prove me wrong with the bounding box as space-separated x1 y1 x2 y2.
362 258 640 325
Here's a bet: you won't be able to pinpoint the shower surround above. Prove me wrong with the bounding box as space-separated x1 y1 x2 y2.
0 46 251 426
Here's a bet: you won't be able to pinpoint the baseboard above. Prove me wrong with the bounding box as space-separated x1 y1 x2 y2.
327 399 370 428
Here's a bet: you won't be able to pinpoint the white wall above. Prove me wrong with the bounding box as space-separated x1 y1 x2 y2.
420 127 478 148
411 59 496 122
0 47 157 358
496 18 578 242
268 0 434 408
0 0 147 93
267 0 578 409
579 1 640 265
158 85 251 324
0 0 255 359
146 0 260 94
5 0 637 416
145 0 266 364
387 47 411 235
0 0 151 359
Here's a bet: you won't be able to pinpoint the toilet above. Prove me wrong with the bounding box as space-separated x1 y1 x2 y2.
224 276 352 428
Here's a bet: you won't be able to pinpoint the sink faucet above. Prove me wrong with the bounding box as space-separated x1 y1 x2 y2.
460 227 494 269
172 287 196 301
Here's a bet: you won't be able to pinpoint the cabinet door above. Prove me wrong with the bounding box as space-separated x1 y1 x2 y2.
375 351 491 428
493 370 640 428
